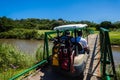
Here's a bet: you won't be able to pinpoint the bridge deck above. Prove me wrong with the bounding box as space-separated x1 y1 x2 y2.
23 34 101 80
83 34 101 80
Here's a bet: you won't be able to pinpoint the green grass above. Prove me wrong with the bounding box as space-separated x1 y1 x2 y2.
92 30 120 45
0 43 36 80
35 45 44 61
109 31 120 45
0 68 25 80
37 30 51 34
0 29 52 40
94 31 99 34
107 65 120 80
0 43 47 80
116 65 120 80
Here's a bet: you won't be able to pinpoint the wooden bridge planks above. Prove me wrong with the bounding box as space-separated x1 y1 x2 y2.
84 34 101 80
24 34 101 80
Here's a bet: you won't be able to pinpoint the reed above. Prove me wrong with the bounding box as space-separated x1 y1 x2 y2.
0 43 36 80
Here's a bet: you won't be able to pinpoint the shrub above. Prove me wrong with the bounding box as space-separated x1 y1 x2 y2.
0 43 35 71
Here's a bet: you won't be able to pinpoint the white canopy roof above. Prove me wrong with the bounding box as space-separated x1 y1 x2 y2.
54 24 87 31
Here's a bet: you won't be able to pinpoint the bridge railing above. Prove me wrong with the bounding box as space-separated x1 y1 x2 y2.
43 27 91 60
9 60 47 80
9 27 92 80
100 27 117 80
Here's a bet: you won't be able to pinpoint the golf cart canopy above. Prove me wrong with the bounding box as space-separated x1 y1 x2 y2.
53 24 88 31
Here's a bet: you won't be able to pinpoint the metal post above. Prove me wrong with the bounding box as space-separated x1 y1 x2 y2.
103 31 107 76
106 32 117 80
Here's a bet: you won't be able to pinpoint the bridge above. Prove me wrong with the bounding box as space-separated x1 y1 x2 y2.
9 28 117 80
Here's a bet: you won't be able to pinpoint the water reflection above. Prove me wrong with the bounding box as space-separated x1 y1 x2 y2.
0 39 120 65
112 46 120 66
0 39 43 54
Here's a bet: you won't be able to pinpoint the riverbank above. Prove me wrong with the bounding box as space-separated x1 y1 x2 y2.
0 43 36 80
0 37 119 80
0 29 51 40
0 42 50 80
0 29 120 45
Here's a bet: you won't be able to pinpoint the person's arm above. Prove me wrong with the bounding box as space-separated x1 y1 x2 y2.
84 47 90 54
82 38 90 54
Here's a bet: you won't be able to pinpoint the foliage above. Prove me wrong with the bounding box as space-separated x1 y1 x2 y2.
0 16 120 31
116 65 120 80
0 68 25 80
36 45 44 62
0 16 14 32
107 65 120 80
0 29 40 39
100 21 112 29
0 43 36 80
0 16 120 40
0 43 35 70
96 21 111 30
113 21 120 28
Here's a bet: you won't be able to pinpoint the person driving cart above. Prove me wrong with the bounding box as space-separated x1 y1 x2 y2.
71 30 90 54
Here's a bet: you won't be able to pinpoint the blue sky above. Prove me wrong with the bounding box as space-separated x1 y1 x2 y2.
0 0 120 23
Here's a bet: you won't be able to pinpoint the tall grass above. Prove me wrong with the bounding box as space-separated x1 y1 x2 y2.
0 43 36 80
36 45 44 62
107 65 120 80
36 41 53 61
0 32 54 80
116 65 120 80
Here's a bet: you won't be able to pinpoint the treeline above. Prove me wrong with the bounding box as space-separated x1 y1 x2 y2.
0 16 120 32
0 16 120 39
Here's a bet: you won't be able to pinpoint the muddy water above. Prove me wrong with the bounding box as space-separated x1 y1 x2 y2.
112 46 120 65
0 39 43 54
0 39 120 65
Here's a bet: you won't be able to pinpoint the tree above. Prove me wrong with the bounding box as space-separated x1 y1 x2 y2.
0 16 14 32
100 21 112 29
113 21 120 28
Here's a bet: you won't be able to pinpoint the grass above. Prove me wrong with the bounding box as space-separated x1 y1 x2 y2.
0 29 56 80
116 65 120 80
109 31 120 45
107 65 120 80
36 45 44 61
0 43 36 80
0 28 120 45
0 44 49 80
0 29 51 40
92 30 120 45
37 30 51 34
0 68 25 80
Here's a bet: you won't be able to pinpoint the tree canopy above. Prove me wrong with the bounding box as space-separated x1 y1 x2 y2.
0 16 120 32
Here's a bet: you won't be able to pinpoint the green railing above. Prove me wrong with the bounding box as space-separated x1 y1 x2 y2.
100 28 117 80
9 60 47 80
43 27 92 60
9 27 92 80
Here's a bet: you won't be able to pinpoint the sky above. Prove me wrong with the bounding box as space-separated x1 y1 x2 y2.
0 0 120 23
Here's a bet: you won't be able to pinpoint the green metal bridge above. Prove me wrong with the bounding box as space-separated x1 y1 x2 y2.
9 28 117 80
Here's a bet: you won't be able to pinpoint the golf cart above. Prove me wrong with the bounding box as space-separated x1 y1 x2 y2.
50 24 89 77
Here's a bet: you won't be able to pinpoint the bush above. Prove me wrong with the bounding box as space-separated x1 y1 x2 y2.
0 29 42 39
0 43 35 71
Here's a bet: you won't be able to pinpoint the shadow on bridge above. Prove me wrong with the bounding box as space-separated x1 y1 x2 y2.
40 65 83 80
84 35 101 80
